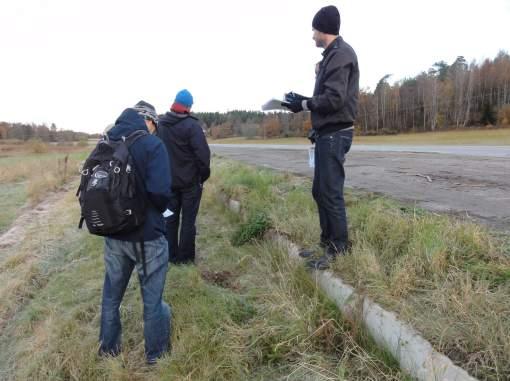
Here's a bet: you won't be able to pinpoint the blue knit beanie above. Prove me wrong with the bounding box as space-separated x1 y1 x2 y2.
174 89 193 108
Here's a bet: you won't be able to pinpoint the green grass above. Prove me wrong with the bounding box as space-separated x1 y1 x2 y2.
0 182 27 234
211 156 510 380
0 174 408 380
210 126 510 146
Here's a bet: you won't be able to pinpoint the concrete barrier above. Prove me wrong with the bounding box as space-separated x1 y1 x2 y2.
228 198 477 381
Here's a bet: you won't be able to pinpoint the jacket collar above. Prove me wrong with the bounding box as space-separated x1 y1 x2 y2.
160 111 189 126
322 36 342 57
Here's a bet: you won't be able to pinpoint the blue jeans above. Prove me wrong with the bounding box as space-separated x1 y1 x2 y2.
312 129 353 252
99 235 171 361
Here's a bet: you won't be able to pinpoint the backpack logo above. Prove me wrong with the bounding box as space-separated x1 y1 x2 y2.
93 170 108 179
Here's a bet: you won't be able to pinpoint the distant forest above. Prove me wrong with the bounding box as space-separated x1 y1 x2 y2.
3 51 509 141
195 51 510 139
0 121 94 142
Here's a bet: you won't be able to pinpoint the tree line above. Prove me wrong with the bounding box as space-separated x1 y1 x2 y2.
0 121 93 142
194 110 312 139
196 51 510 139
4 51 509 142
358 51 510 134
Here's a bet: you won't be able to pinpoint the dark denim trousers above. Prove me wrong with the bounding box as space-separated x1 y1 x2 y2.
166 185 203 263
99 235 171 362
312 129 353 252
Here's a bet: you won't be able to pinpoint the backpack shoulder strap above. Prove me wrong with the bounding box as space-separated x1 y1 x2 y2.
111 130 148 162
124 130 148 148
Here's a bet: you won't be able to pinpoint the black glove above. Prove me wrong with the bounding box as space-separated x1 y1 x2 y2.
307 129 318 144
284 92 311 103
281 100 303 113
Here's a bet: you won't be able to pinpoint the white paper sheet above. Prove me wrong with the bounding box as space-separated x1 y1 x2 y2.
261 98 288 111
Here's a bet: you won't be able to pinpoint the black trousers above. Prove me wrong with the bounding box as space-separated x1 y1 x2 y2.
166 184 203 263
312 129 353 252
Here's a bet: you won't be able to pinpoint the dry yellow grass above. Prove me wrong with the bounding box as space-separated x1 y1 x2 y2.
0 186 82 330
0 149 88 208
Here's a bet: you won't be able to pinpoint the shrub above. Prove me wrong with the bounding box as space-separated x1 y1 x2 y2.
28 139 49 154
231 211 271 246
498 104 510 126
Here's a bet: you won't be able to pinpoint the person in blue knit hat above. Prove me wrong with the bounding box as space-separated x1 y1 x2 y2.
158 89 211 264
170 89 194 114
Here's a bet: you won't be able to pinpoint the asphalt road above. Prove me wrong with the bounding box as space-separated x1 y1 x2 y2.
211 144 510 231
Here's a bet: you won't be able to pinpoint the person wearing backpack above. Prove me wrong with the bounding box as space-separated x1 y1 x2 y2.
157 90 210 264
79 101 172 364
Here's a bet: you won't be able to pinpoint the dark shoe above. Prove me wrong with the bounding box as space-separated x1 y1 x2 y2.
98 346 121 358
146 357 158 366
327 241 352 256
306 253 337 270
319 240 330 249
298 249 315 258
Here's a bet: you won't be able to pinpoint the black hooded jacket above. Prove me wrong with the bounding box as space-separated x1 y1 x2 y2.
157 112 211 190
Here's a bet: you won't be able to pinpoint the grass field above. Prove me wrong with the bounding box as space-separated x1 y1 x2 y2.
210 127 510 146
1 148 508 380
0 142 89 234
0 175 409 380
212 157 510 380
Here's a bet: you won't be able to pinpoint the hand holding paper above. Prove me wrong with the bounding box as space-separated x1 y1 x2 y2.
261 98 288 111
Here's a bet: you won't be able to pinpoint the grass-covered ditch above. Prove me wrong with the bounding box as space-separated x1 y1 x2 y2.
212 156 510 381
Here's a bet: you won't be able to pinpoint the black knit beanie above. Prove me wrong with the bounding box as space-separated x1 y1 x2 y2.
312 5 340 35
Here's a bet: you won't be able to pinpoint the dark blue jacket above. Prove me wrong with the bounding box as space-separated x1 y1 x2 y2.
107 108 171 242
157 112 210 190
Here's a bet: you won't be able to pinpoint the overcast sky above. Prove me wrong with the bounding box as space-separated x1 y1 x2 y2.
1 0 509 133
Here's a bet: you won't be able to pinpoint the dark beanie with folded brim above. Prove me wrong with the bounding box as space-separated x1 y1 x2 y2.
312 5 340 35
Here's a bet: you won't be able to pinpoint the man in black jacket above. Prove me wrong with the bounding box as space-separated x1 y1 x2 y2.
157 89 211 264
283 5 359 270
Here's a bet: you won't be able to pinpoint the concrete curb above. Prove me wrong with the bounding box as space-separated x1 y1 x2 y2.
226 198 477 381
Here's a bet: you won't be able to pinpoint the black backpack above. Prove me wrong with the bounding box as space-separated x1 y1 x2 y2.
77 130 147 236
